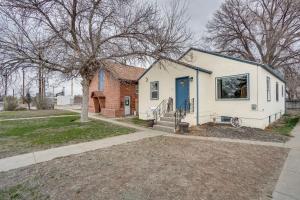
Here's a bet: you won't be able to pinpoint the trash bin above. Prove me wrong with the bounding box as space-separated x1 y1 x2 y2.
179 122 189 134
147 119 155 127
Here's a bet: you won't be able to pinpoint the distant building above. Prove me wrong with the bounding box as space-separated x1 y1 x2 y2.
89 62 145 117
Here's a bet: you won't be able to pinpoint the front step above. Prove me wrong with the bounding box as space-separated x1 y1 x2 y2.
157 121 175 128
164 112 175 118
153 125 175 133
160 117 175 122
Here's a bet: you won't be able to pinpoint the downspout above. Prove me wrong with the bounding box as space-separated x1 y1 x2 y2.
196 70 199 125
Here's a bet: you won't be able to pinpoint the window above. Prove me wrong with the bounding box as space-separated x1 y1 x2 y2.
221 116 232 123
282 85 284 97
276 82 279 102
98 70 105 91
150 81 159 100
216 74 249 100
267 77 271 101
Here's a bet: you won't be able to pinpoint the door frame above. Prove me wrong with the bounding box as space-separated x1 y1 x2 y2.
175 76 190 110
124 96 131 116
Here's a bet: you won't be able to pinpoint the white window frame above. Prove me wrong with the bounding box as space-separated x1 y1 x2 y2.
267 76 271 102
150 81 159 100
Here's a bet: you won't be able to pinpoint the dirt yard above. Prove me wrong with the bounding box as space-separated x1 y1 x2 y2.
0 136 288 200
189 123 290 143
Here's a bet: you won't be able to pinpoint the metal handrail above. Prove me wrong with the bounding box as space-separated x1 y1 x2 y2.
174 98 193 129
153 99 167 124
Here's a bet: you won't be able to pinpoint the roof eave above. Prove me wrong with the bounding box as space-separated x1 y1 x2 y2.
137 58 212 81
180 48 285 83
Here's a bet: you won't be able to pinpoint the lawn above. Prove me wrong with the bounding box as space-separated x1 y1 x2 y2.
117 117 150 127
0 110 78 120
268 111 300 136
0 136 288 200
0 116 135 158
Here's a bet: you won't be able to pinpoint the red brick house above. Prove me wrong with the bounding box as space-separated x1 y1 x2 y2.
88 62 145 117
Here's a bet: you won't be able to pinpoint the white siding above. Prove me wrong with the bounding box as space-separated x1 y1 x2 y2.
138 50 285 129
138 60 200 125
180 50 285 129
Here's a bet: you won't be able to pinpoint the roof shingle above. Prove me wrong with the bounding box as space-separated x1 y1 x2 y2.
104 62 145 81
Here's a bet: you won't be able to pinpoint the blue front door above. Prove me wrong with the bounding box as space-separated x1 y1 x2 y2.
176 77 190 110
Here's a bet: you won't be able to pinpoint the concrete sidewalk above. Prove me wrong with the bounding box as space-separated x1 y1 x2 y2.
273 122 300 200
0 130 164 172
59 108 149 131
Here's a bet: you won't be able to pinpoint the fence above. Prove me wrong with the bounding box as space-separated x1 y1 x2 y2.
286 100 300 110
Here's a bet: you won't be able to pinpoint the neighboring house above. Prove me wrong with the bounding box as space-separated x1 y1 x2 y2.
138 48 285 131
89 62 145 117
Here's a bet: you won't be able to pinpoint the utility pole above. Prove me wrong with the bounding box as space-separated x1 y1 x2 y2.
71 78 74 97
38 68 46 99
3 70 8 97
22 68 25 103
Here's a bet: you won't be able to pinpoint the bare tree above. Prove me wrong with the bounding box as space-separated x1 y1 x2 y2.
205 0 300 69
0 0 192 122
285 66 300 99
204 0 300 100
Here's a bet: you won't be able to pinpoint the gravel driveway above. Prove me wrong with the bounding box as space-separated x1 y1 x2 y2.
0 136 288 200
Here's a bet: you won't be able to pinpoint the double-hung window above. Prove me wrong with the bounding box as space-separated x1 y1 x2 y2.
98 70 105 91
150 81 159 100
267 77 271 101
216 74 249 100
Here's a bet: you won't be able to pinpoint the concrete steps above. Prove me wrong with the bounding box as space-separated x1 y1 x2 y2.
153 112 175 133
153 125 174 133
157 121 174 127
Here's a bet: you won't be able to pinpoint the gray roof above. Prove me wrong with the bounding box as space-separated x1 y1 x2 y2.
180 48 285 82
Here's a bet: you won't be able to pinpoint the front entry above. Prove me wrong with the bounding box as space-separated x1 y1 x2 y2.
176 77 190 110
124 96 131 116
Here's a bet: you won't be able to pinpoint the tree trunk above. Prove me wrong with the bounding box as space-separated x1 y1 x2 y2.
81 77 90 122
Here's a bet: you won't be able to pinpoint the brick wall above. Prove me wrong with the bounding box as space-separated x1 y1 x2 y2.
89 70 140 117
88 70 120 116
120 81 138 115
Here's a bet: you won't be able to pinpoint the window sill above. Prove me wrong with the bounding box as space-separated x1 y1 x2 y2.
215 98 250 101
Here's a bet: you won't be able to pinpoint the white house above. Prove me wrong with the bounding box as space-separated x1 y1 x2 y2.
138 48 285 132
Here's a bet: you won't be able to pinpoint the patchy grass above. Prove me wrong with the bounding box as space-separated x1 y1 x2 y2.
269 113 300 136
117 117 150 127
0 137 289 200
0 110 78 120
0 116 135 158
0 183 49 200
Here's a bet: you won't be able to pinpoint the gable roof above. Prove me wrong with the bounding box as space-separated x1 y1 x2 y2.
137 58 212 81
104 62 145 81
180 48 285 82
